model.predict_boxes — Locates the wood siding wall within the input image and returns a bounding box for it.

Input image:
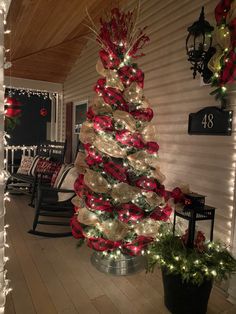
[63,0,236,245]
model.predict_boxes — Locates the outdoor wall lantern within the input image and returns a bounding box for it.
[186,7,215,83]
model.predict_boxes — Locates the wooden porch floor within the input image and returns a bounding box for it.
[4,195,236,314]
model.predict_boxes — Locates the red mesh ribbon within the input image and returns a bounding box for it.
[74,174,85,198]
[146,141,159,154]
[94,115,113,131]
[215,0,231,25]
[70,216,85,239]
[87,237,122,251]
[87,106,95,120]
[130,108,153,122]
[116,130,145,148]
[220,50,236,84]
[104,161,127,182]
[229,18,236,48]
[118,203,144,223]
[84,143,103,166]
[150,204,172,222]
[135,176,157,191]
[94,78,128,111]
[123,236,153,256]
[118,65,144,88]
[85,191,113,212]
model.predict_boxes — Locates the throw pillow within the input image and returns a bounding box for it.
[35,159,61,175]
[28,155,49,176]
[17,156,34,175]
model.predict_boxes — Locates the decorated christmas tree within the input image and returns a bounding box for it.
[71,7,182,260]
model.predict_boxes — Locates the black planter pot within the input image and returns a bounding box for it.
[162,269,213,314]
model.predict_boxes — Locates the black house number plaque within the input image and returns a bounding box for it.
[188,106,233,136]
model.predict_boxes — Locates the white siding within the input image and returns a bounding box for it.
[63,0,236,245]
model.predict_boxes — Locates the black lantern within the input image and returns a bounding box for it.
[186,7,215,81]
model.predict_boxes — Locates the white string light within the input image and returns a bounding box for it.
[5,86,57,99]
[0,1,12,310]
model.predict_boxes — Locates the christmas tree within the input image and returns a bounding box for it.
[71,7,182,258]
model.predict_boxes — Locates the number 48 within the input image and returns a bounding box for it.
[202,114,214,129]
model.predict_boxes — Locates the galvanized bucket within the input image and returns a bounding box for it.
[91,251,147,276]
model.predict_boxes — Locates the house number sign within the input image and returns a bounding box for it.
[188,106,233,136]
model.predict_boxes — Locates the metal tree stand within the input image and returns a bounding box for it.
[91,251,147,275]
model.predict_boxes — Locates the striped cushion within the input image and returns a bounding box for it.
[52,164,68,188]
[56,164,74,188]
[50,164,63,187]
[57,166,78,202]
[28,155,41,176]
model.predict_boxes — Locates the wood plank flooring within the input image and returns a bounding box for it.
[4,195,236,314]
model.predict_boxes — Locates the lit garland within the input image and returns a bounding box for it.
[0,1,13,312]
[5,86,57,99]
[209,0,236,106]
[146,226,236,286]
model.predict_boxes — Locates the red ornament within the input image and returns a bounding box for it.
[146,141,159,154]
[4,97,21,118]
[40,108,48,117]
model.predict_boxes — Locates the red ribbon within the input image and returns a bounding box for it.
[87,106,95,120]
[150,204,172,222]
[94,115,113,131]
[94,78,129,111]
[70,216,85,239]
[215,0,231,25]
[85,191,113,212]
[146,141,159,154]
[135,176,157,191]
[104,161,127,182]
[116,130,145,149]
[84,144,103,166]
[118,203,144,223]
[74,174,85,198]
[87,237,122,251]
[130,108,153,122]
[118,65,144,88]
[123,236,153,256]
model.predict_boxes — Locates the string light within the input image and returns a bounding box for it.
[0,3,13,309]
[5,87,57,99]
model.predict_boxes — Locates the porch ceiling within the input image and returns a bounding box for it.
[4,0,120,83]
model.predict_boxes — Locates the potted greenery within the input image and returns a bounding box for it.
[146,225,236,314]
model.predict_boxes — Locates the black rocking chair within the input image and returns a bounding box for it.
[28,178,74,237]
